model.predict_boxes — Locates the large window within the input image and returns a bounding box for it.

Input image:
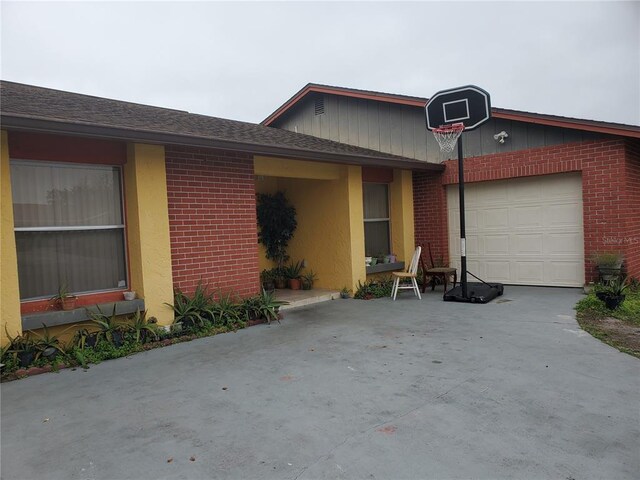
[11,161,127,300]
[363,183,390,257]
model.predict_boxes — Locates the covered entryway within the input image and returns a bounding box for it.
[447,173,584,286]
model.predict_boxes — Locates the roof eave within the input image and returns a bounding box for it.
[1,115,444,172]
[263,85,640,139]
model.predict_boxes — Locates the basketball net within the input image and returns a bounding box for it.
[432,123,464,153]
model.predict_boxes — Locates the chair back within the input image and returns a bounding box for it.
[408,246,422,275]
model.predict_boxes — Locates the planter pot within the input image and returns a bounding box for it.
[598,266,622,281]
[275,278,287,289]
[85,333,98,349]
[604,295,625,310]
[42,347,58,360]
[111,331,124,348]
[289,278,302,290]
[61,296,77,311]
[123,291,136,301]
[340,292,350,299]
[382,257,390,264]
[17,351,35,368]
[370,258,378,266]
[262,281,275,292]
[583,283,594,295]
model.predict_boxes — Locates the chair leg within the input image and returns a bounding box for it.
[412,278,422,300]
[392,277,399,300]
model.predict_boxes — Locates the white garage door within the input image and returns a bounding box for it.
[447,173,584,286]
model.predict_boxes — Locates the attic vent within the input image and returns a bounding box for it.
[314,97,325,116]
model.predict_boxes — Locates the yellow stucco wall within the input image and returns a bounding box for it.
[0,131,22,344]
[125,144,174,326]
[254,157,367,291]
[390,169,415,265]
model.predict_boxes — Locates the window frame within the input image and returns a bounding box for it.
[11,158,129,301]
[362,181,392,256]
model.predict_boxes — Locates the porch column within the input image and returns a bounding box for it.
[1,131,22,343]
[125,144,174,326]
[346,165,367,289]
[391,169,416,265]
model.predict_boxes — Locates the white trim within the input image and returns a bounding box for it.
[15,225,125,232]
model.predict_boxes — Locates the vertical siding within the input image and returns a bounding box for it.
[271,94,598,162]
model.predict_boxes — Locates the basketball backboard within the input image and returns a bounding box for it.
[425,85,491,131]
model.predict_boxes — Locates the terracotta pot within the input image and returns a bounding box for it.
[288,278,302,290]
[61,296,77,311]
[275,278,287,289]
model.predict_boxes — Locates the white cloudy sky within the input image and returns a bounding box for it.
[1,1,638,125]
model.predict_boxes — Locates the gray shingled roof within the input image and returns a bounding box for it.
[0,81,443,171]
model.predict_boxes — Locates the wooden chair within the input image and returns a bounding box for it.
[420,243,457,293]
[391,246,422,300]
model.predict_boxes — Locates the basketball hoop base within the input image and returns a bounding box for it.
[443,282,504,304]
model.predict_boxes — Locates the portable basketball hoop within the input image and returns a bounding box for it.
[425,85,504,304]
[432,123,464,153]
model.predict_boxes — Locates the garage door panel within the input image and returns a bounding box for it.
[546,203,582,226]
[547,232,582,255]
[510,180,542,201]
[447,173,584,287]
[483,235,509,255]
[514,261,545,284]
[513,234,544,254]
[512,206,543,228]
[549,261,583,285]
[485,261,512,282]
[481,208,510,230]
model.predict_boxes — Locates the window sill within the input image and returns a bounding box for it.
[366,261,405,274]
[22,299,145,331]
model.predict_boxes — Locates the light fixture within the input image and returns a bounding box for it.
[493,131,509,144]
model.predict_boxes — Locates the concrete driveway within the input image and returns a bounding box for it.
[1,286,638,480]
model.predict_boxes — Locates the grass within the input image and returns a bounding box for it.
[575,288,640,358]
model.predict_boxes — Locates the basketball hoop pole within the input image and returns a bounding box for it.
[457,135,468,299]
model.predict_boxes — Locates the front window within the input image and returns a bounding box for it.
[11,160,127,300]
[363,183,390,257]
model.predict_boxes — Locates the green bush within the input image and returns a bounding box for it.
[354,277,394,299]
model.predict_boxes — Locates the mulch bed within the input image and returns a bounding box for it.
[577,314,640,358]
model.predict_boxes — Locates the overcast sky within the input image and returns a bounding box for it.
[1,1,638,126]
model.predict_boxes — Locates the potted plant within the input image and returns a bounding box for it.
[285,261,304,290]
[378,253,388,264]
[340,287,351,299]
[260,269,276,292]
[595,276,629,310]
[273,267,287,289]
[592,252,624,281]
[4,329,36,368]
[50,284,77,311]
[88,305,126,347]
[128,309,158,343]
[31,324,66,362]
[302,270,317,290]
[123,291,136,301]
[256,191,297,272]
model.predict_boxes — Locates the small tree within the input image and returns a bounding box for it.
[256,191,297,268]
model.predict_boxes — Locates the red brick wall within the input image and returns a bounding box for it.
[624,140,640,279]
[165,146,260,297]
[414,139,638,282]
[413,171,449,265]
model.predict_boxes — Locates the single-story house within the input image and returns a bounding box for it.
[0,81,439,340]
[1,80,638,342]
[263,84,640,288]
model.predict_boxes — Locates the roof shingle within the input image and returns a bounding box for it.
[0,81,443,171]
